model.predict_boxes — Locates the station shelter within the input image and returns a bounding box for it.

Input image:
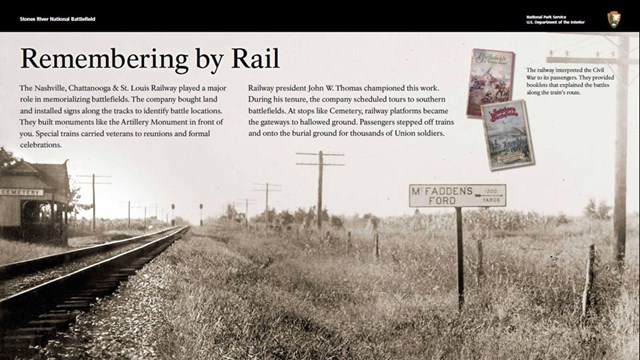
[0,149,71,244]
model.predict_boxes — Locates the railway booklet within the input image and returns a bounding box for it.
[466,49,515,117]
[480,99,535,171]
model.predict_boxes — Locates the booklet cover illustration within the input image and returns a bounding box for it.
[481,99,534,171]
[466,48,515,118]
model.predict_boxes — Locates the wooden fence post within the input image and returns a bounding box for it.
[347,231,351,252]
[581,244,596,321]
[476,238,484,285]
[375,233,379,258]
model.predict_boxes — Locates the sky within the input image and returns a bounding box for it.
[1,32,638,224]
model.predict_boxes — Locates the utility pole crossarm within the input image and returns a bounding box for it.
[546,56,639,65]
[553,32,639,38]
[296,152,345,156]
[296,163,345,166]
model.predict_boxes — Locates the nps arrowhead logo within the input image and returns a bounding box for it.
[608,11,621,29]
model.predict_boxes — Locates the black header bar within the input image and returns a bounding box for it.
[1,5,638,32]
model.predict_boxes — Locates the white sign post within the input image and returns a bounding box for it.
[409,184,507,311]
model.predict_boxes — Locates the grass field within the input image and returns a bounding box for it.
[0,239,70,265]
[0,229,148,265]
[149,213,638,359]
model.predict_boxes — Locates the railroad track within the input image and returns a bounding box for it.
[0,226,189,358]
[0,226,178,280]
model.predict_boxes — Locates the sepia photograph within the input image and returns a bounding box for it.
[0,22,638,360]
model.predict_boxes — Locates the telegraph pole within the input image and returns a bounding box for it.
[296,151,345,229]
[236,198,256,225]
[128,202,149,230]
[253,183,281,227]
[266,183,269,223]
[92,174,95,231]
[246,198,250,225]
[546,32,638,272]
[76,174,112,232]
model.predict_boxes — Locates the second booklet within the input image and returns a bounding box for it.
[481,99,535,171]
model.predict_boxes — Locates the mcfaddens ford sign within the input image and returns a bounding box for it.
[0,188,44,196]
[409,184,506,207]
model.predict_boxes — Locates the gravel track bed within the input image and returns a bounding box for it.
[0,239,156,299]
[34,238,181,359]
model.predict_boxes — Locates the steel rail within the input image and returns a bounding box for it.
[0,226,178,279]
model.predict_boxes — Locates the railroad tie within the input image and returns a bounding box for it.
[66,296,97,301]
[38,312,77,320]
[27,319,70,330]
[14,326,57,337]
[2,333,46,348]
